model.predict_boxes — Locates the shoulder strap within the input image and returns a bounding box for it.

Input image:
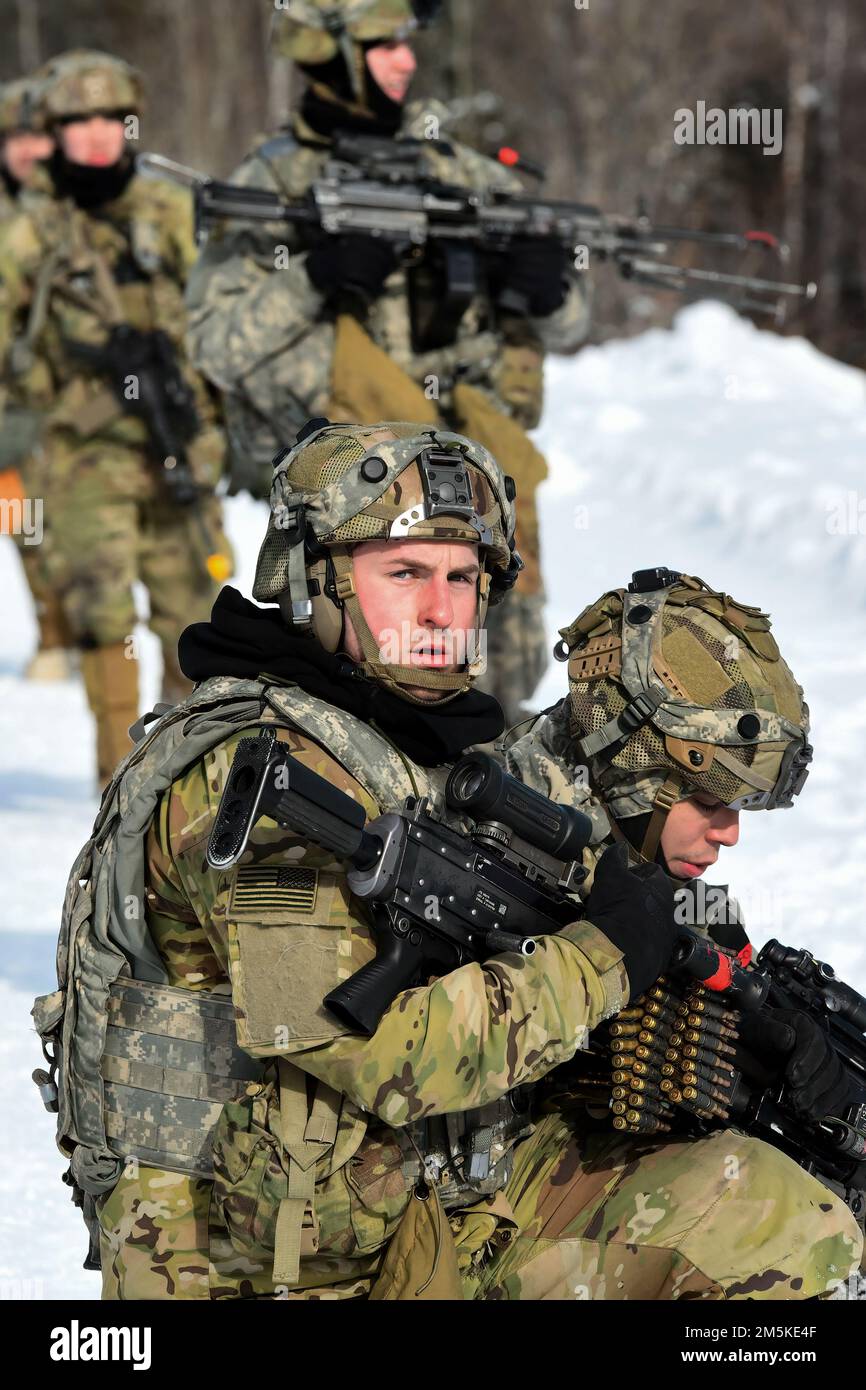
[262,683,437,811]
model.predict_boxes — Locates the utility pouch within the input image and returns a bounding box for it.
[327,313,439,425]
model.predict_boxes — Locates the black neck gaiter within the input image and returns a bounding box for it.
[49,149,135,209]
[178,587,504,767]
[298,49,404,140]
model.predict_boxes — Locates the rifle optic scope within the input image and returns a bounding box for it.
[445,753,593,863]
[761,940,866,1031]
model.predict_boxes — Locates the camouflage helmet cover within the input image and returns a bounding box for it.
[0,77,49,136]
[271,0,437,66]
[253,419,519,700]
[39,49,143,122]
[559,573,811,829]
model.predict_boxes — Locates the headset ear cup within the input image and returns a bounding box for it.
[308,556,344,653]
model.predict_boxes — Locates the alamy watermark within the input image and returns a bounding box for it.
[674,101,782,157]
[378,622,487,673]
[0,496,43,544]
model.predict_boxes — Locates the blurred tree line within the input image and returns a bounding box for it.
[3,0,864,366]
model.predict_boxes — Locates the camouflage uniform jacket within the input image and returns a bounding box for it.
[0,162,223,484]
[185,101,590,473]
[0,173,45,469]
[138,675,626,1279]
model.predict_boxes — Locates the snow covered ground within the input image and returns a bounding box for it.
[1,302,865,1298]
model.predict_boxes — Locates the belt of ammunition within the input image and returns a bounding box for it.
[685,1015,739,1040]
[610,1021,642,1038]
[626,1076,662,1095]
[614,1005,648,1021]
[679,1060,735,1089]
[638,1026,673,1046]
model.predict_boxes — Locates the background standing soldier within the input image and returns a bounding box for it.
[0,49,233,784]
[187,0,591,732]
[0,74,77,680]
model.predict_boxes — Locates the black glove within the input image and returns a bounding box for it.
[583,842,679,1000]
[736,1008,851,1123]
[498,236,568,317]
[305,234,398,306]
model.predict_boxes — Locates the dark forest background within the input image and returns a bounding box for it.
[3,0,864,366]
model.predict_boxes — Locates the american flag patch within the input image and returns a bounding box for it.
[232,865,318,915]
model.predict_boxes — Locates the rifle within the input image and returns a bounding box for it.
[192,132,816,327]
[206,729,762,1036]
[67,325,230,582]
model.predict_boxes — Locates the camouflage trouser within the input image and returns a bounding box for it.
[23,430,230,683]
[475,592,550,733]
[467,1113,863,1300]
[96,1114,863,1300]
[97,1167,382,1301]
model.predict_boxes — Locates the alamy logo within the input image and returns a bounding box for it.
[50,1320,151,1370]
[674,101,782,157]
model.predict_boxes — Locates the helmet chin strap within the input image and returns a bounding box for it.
[640,771,684,862]
[327,546,488,706]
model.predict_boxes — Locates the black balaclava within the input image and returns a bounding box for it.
[48,144,135,209]
[298,42,405,140]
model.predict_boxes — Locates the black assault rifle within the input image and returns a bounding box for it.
[189,133,817,328]
[206,728,762,1035]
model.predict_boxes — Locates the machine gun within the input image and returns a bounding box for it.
[729,939,866,1227]
[557,927,866,1231]
[207,729,593,1034]
[191,132,816,327]
[207,728,763,1036]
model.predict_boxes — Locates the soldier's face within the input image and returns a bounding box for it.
[2,131,53,183]
[59,115,127,168]
[344,538,480,701]
[660,794,740,880]
[365,40,417,104]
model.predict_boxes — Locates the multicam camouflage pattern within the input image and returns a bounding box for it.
[557,574,811,822]
[470,1114,862,1300]
[505,698,864,1294]
[77,677,627,1297]
[38,49,143,122]
[0,163,229,662]
[58,674,861,1299]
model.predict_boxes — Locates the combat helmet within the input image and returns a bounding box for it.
[557,567,812,860]
[0,77,48,137]
[38,49,143,124]
[271,0,441,101]
[253,418,520,703]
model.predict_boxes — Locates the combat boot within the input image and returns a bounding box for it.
[25,647,78,682]
[81,641,140,785]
